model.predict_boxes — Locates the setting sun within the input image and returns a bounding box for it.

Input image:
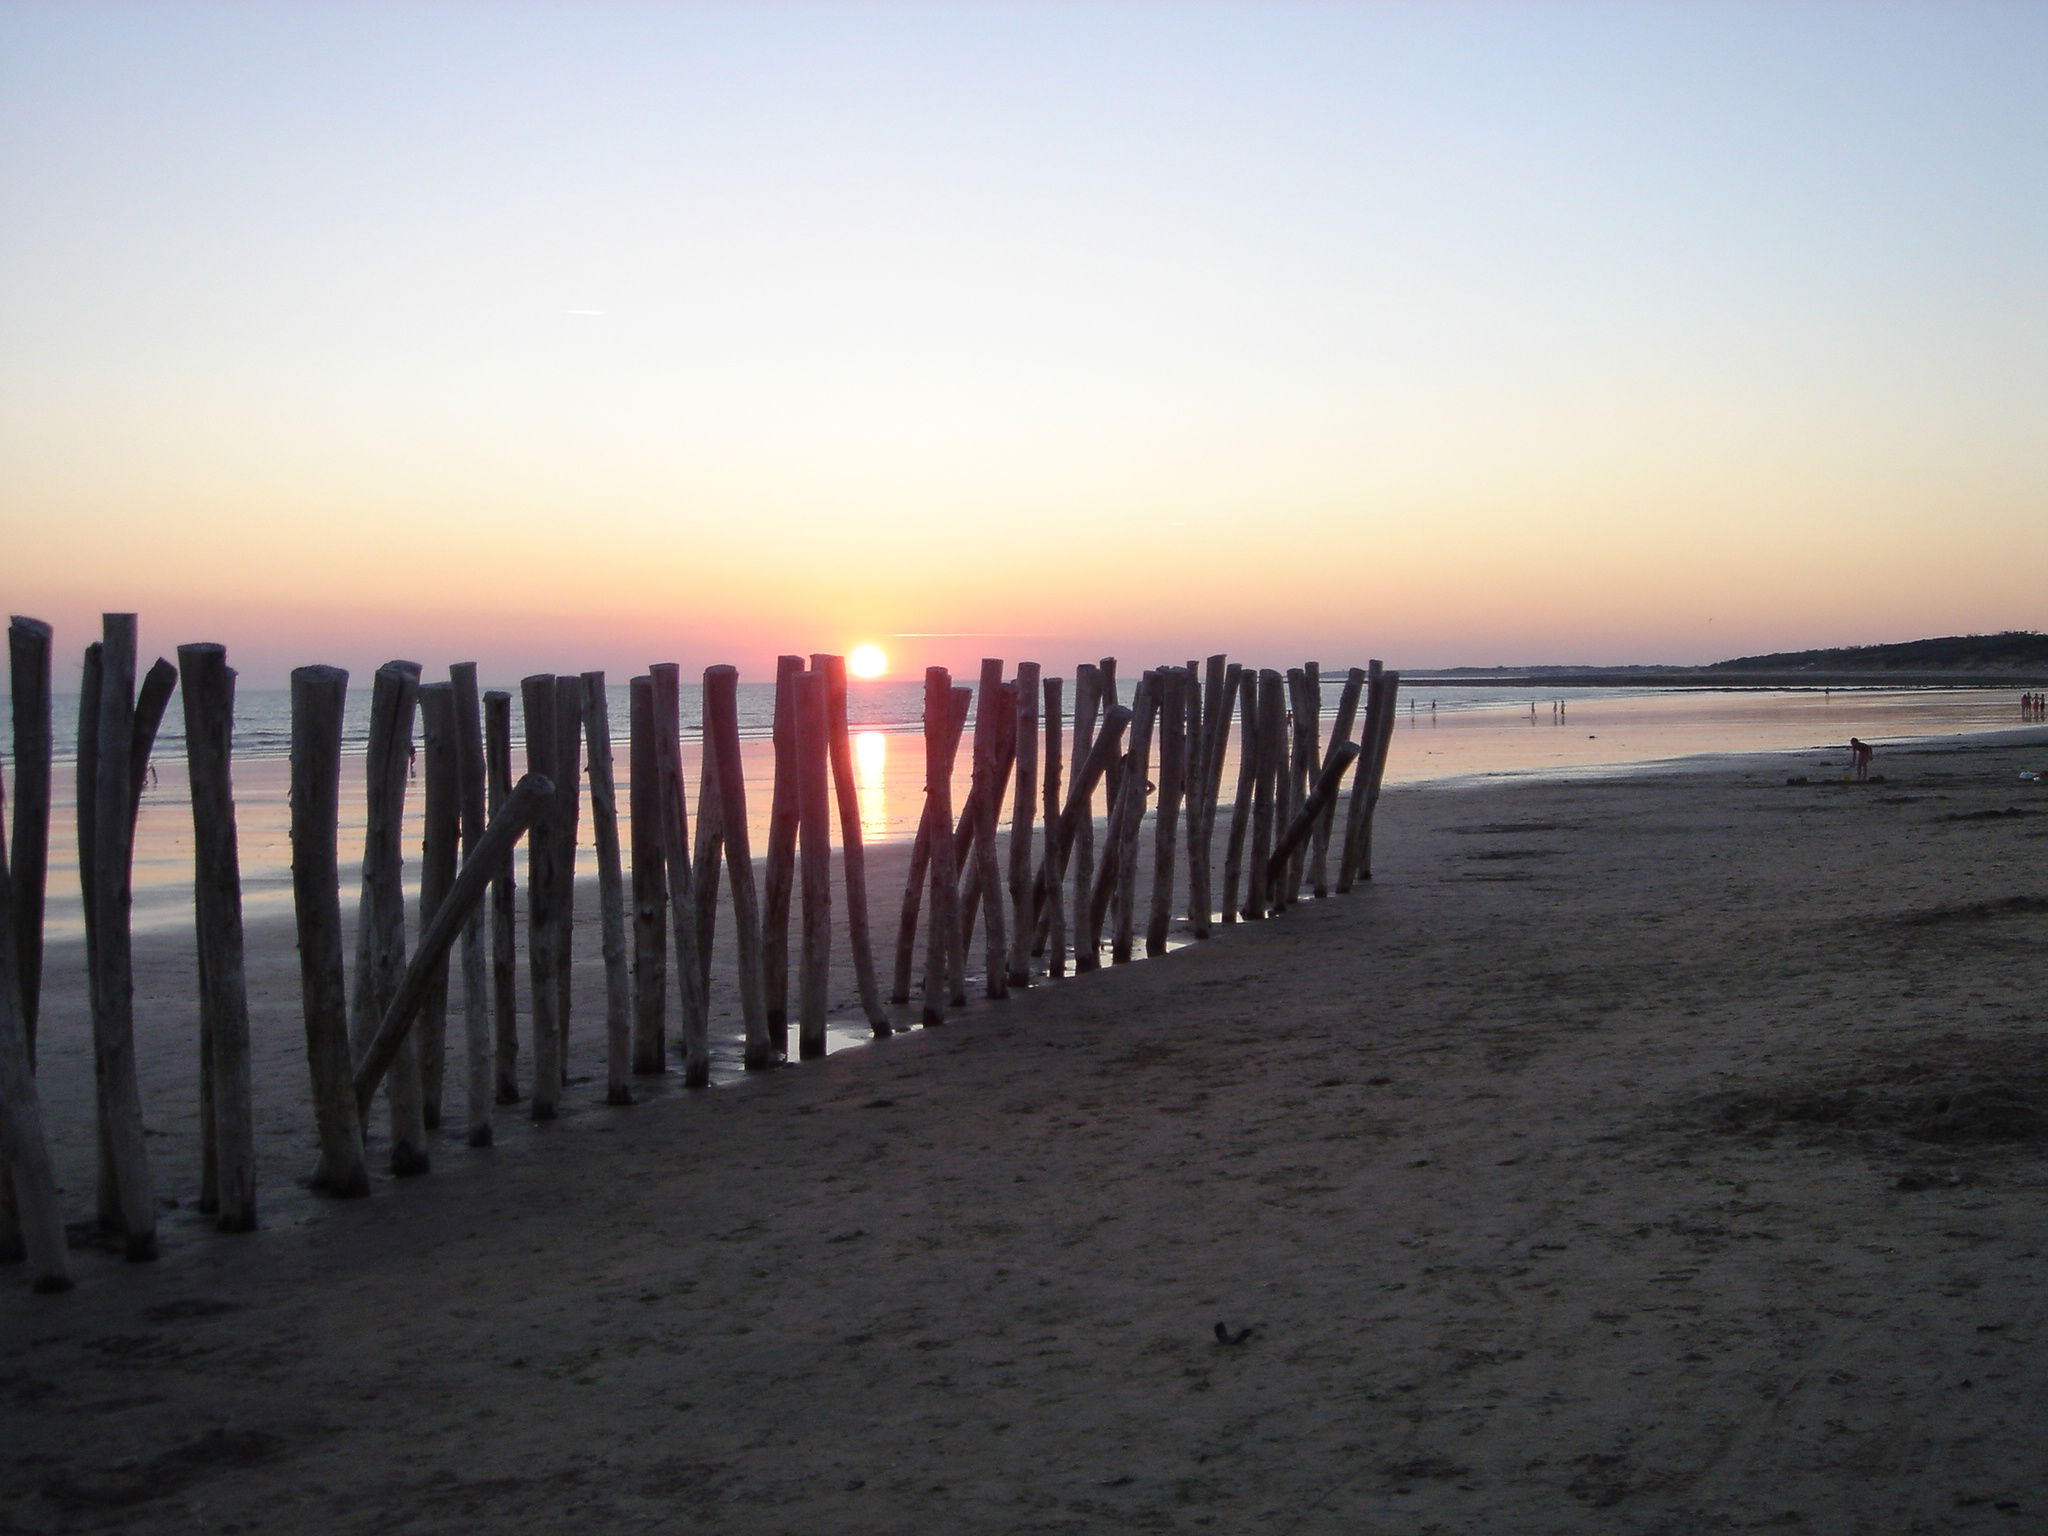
[848,643,889,679]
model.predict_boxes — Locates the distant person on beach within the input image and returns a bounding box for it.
[1849,737,1874,782]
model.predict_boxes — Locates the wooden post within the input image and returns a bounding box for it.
[1065,665,1103,970]
[520,674,562,1119]
[890,687,970,1007]
[1221,666,1258,924]
[449,663,494,1147]
[355,775,553,1114]
[582,673,634,1104]
[1279,667,1316,908]
[1185,654,1230,937]
[1106,672,1158,964]
[794,668,833,1058]
[1038,676,1066,979]
[551,678,584,1079]
[761,654,803,1055]
[1244,669,1284,921]
[484,689,520,1103]
[87,615,159,1258]
[1350,670,1402,884]
[1145,667,1189,956]
[0,751,71,1289]
[628,675,667,1073]
[814,654,888,1034]
[648,666,709,1082]
[289,666,368,1197]
[1309,667,1366,897]
[7,617,52,1060]
[353,661,425,1171]
[702,666,769,1069]
[1337,661,1384,894]
[965,662,1010,999]
[177,643,256,1232]
[1005,662,1041,988]
[415,682,459,1130]
[1063,700,1130,972]
[691,712,724,1001]
[920,669,963,1025]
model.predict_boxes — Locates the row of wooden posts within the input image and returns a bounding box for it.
[0,614,1400,1294]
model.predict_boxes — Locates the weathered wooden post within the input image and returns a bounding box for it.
[484,689,520,1103]
[890,687,970,1007]
[628,675,667,1074]
[1337,661,1385,894]
[415,682,459,1129]
[1221,667,1258,923]
[450,663,493,1147]
[520,674,562,1118]
[290,666,368,1198]
[1309,667,1366,897]
[550,679,584,1079]
[647,666,708,1081]
[8,617,52,1060]
[1107,671,1159,964]
[1185,654,1231,937]
[1063,700,1130,973]
[814,654,888,1034]
[1350,670,1402,883]
[1003,662,1042,988]
[354,661,426,1170]
[177,643,256,1231]
[87,615,160,1257]
[1146,667,1189,956]
[1265,741,1361,891]
[1038,675,1067,978]
[965,662,1010,999]
[702,665,769,1070]
[0,752,70,1288]
[761,655,803,1055]
[794,668,834,1058]
[1244,669,1284,921]
[1062,666,1101,968]
[919,670,962,1024]
[582,672,634,1104]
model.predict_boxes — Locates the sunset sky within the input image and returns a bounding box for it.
[4,1,2044,686]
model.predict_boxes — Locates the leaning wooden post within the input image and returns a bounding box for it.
[1064,701,1130,973]
[355,775,553,1115]
[520,674,562,1118]
[1349,670,1402,884]
[1279,666,1316,907]
[582,672,634,1104]
[628,675,667,1073]
[761,654,804,1055]
[1185,654,1231,937]
[1265,741,1361,892]
[1145,667,1189,957]
[702,665,770,1070]
[177,643,256,1232]
[8,617,53,1060]
[691,716,724,1000]
[484,689,520,1102]
[289,667,368,1197]
[1037,675,1067,978]
[1336,661,1385,894]
[450,663,494,1147]
[415,682,460,1130]
[814,653,889,1033]
[0,752,71,1289]
[1244,669,1284,921]
[890,686,970,1007]
[1309,667,1366,897]
[354,661,426,1171]
[1108,671,1159,964]
[550,678,584,1081]
[87,615,158,1258]
[1004,662,1042,988]
[794,668,834,1058]
[920,669,964,1025]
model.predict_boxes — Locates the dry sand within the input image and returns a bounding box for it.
[6,729,2048,1534]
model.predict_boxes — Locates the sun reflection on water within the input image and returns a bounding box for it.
[855,729,889,845]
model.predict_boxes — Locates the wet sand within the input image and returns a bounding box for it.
[5,726,2048,1534]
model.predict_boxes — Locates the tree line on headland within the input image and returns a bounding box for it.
[1421,632,2048,686]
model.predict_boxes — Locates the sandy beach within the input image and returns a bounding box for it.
[6,725,2048,1534]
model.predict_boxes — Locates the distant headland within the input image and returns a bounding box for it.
[1413,631,2048,688]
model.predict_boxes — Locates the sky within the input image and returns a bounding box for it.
[4,0,2045,686]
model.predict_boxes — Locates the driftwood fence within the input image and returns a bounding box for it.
[0,616,1400,1293]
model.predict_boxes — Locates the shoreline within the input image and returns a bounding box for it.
[6,725,2048,1533]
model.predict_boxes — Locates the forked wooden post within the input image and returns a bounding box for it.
[1337,661,1385,893]
[289,666,368,1198]
[1064,701,1130,972]
[0,774,68,1290]
[415,682,459,1130]
[1350,670,1402,883]
[582,672,634,1105]
[628,675,667,1073]
[520,674,562,1118]
[449,663,494,1146]
[761,654,804,1054]
[483,689,520,1103]
[794,668,834,1058]
[1309,666,1366,897]
[177,643,256,1232]
[1005,662,1041,988]
[890,687,970,1006]
[814,654,889,1034]
[88,614,159,1258]
[357,661,426,1172]
[703,665,771,1069]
